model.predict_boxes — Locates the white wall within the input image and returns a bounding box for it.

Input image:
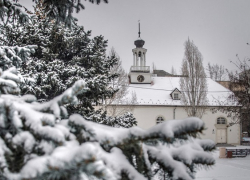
[107,105,240,145]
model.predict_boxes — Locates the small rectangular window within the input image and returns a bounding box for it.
[173,93,179,100]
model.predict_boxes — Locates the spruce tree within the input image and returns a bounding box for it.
[1,1,136,127]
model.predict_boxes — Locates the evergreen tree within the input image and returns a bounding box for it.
[0,1,136,127]
[0,0,108,27]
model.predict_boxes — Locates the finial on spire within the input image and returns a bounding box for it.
[138,20,141,38]
[134,20,145,48]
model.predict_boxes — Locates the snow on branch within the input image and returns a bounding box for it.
[19,142,117,180]
[69,115,206,146]
[145,141,214,180]
[0,67,20,94]
[33,0,108,27]
[32,80,88,119]
[68,114,214,179]
[0,45,37,70]
[0,0,31,24]
[1,67,19,82]
[195,139,216,151]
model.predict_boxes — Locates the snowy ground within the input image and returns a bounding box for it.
[196,146,250,180]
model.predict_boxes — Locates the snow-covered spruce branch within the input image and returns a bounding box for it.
[0,0,31,25]
[144,142,214,180]
[1,79,88,122]
[31,79,88,116]
[0,45,37,70]
[0,67,20,94]
[67,115,215,180]
[69,115,207,146]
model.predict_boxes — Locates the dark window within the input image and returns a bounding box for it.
[156,116,164,124]
[138,51,141,57]
[173,93,179,100]
[217,117,226,124]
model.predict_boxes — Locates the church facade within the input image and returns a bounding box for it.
[108,25,240,145]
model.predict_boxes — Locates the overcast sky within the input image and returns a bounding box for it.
[22,0,250,76]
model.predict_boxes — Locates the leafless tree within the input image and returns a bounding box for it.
[152,62,157,73]
[207,63,226,81]
[171,66,177,75]
[214,56,250,132]
[103,47,137,116]
[180,39,208,118]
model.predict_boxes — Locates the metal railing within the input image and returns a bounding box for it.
[130,66,150,72]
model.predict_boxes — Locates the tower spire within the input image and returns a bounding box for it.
[138,20,141,38]
[134,20,145,48]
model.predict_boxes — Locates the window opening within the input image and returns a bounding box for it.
[173,93,179,100]
[217,117,226,124]
[156,116,164,124]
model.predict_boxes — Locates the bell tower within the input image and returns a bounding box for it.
[129,22,151,84]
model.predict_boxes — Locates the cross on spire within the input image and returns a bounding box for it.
[138,20,141,38]
[134,20,145,48]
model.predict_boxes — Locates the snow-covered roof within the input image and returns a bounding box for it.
[123,77,236,106]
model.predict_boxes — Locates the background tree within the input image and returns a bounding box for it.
[152,62,157,73]
[102,47,137,117]
[0,0,108,27]
[0,0,136,128]
[171,66,177,75]
[180,39,208,118]
[207,62,226,81]
[214,57,250,133]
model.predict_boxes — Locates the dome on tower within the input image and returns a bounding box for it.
[134,38,145,48]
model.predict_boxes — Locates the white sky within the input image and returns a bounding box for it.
[21,0,250,75]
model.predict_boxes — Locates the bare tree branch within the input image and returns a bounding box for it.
[171,66,177,75]
[103,47,137,116]
[218,57,250,132]
[180,39,208,118]
[207,62,226,81]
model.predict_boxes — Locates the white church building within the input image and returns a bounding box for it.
[109,25,240,145]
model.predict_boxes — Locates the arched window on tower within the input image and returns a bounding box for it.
[138,51,141,57]
[217,117,226,124]
[156,116,164,124]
